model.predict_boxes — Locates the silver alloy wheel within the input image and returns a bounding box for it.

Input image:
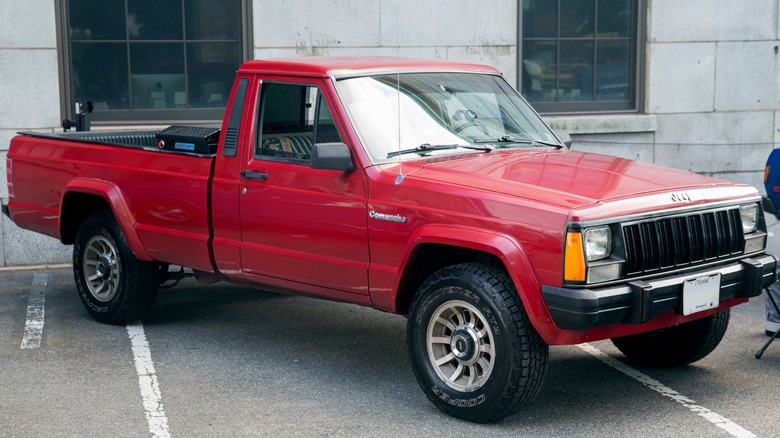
[82,235,121,303]
[426,300,496,392]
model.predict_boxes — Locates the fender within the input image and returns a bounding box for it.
[61,178,152,261]
[392,224,555,334]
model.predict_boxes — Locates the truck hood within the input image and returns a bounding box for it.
[398,148,753,218]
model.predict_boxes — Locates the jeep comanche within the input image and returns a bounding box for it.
[3,57,775,422]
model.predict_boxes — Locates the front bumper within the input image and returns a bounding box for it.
[542,254,777,331]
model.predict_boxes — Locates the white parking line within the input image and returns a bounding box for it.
[20,272,49,349]
[578,343,757,438]
[127,322,171,438]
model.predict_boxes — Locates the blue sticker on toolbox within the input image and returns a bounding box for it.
[174,142,196,151]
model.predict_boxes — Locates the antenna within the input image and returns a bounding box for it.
[395,5,404,185]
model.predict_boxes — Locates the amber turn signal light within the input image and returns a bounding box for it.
[564,231,586,282]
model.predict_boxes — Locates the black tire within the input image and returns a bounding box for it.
[73,211,159,324]
[611,309,730,368]
[407,263,548,423]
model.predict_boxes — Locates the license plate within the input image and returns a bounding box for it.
[682,273,721,316]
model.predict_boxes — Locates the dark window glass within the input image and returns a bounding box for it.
[560,40,594,100]
[598,0,632,37]
[64,0,246,122]
[257,84,341,163]
[522,0,557,38]
[186,0,240,40]
[560,0,594,38]
[596,40,630,100]
[127,0,183,40]
[187,42,241,108]
[130,43,185,109]
[315,94,340,144]
[68,0,125,40]
[521,0,640,113]
[71,43,128,109]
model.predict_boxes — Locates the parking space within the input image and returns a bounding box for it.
[1,267,779,437]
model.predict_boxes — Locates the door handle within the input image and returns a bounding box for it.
[240,170,268,180]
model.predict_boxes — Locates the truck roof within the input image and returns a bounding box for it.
[238,56,500,78]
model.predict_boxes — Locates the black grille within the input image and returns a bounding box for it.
[622,208,744,276]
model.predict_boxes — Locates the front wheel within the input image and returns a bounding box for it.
[611,309,730,368]
[73,211,159,324]
[407,263,548,423]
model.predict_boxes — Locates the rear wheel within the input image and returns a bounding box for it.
[407,263,548,423]
[611,310,730,368]
[73,211,159,324]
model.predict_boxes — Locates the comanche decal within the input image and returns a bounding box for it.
[369,210,408,224]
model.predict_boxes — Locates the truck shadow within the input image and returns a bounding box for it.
[137,278,731,430]
[141,278,425,407]
[45,269,780,432]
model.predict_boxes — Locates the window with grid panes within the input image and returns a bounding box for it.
[62,0,250,122]
[521,0,642,113]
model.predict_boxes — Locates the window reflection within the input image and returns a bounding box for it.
[68,0,125,40]
[256,84,343,162]
[336,73,557,163]
[130,43,184,109]
[521,0,636,110]
[186,0,240,40]
[127,0,183,40]
[71,42,128,109]
[187,42,241,108]
[67,0,243,115]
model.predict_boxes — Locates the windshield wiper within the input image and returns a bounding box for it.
[475,136,563,148]
[387,143,492,158]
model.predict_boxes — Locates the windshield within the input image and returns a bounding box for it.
[334,72,560,163]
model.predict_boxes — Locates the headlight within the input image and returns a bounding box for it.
[584,226,612,261]
[740,204,758,233]
[564,226,618,284]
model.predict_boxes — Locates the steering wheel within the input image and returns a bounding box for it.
[453,109,489,135]
[455,121,488,134]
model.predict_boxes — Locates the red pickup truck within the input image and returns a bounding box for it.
[3,57,775,423]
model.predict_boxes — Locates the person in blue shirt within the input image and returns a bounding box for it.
[762,149,780,336]
[765,221,780,336]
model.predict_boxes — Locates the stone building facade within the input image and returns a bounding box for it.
[1,0,778,266]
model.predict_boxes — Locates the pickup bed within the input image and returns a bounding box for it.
[3,57,776,423]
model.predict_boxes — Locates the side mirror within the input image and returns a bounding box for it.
[554,130,572,148]
[311,142,355,172]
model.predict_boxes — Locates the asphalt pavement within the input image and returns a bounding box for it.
[1,266,779,437]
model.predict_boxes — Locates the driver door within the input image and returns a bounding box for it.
[238,79,370,298]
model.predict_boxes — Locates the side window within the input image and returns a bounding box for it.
[256,83,342,163]
[315,94,341,144]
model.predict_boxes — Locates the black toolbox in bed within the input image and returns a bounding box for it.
[155,125,221,154]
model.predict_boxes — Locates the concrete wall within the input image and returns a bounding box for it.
[0,0,73,266]
[646,0,779,188]
[557,0,780,192]
[251,0,518,80]
[1,0,779,266]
